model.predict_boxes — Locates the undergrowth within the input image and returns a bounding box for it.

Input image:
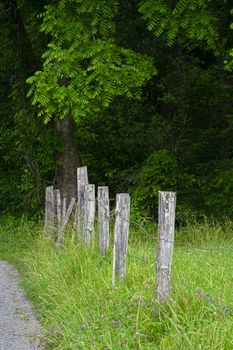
[0,215,233,349]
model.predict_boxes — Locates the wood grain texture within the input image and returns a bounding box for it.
[156,191,176,303]
[44,186,54,235]
[62,197,67,226]
[53,189,61,230]
[112,193,130,286]
[83,184,95,246]
[59,197,76,243]
[53,189,61,242]
[77,167,89,239]
[77,167,89,194]
[98,186,110,254]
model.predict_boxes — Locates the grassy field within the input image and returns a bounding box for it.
[0,215,233,349]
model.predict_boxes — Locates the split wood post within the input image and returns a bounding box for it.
[59,196,66,243]
[156,191,176,303]
[83,184,95,246]
[77,167,89,238]
[112,193,130,286]
[44,186,55,235]
[98,186,110,254]
[62,197,67,226]
[72,203,78,241]
[53,189,62,236]
[59,198,76,244]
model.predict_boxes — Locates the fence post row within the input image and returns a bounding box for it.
[156,191,176,303]
[83,184,95,246]
[98,186,110,254]
[45,186,55,235]
[112,193,130,286]
[45,173,178,307]
[77,166,89,239]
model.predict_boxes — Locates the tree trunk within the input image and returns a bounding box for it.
[13,0,40,73]
[55,116,80,202]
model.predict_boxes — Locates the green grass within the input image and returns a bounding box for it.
[0,216,233,349]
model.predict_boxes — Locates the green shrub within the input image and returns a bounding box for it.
[131,150,178,219]
[202,163,233,217]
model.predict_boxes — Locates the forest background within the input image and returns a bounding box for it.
[1,0,233,222]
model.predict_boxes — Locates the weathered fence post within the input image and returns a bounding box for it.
[98,186,110,254]
[112,194,130,286]
[77,167,89,238]
[62,197,67,226]
[77,166,89,194]
[72,203,78,241]
[45,186,55,235]
[53,189,61,235]
[59,198,76,244]
[83,184,95,246]
[156,191,176,303]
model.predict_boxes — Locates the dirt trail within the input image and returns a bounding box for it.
[0,261,43,350]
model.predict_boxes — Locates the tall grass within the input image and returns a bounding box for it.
[0,216,233,349]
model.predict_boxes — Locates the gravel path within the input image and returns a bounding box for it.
[0,261,44,350]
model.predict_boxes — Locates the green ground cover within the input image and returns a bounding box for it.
[0,216,233,349]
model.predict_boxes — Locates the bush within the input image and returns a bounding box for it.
[131,150,178,219]
[202,163,233,217]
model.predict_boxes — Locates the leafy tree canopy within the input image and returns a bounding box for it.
[27,0,156,122]
[139,0,218,48]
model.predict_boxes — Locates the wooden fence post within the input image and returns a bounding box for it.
[77,167,89,238]
[62,197,67,226]
[112,193,130,286]
[45,186,54,235]
[77,166,89,194]
[156,191,176,303]
[53,189,61,235]
[98,186,110,254]
[58,198,76,244]
[72,203,78,241]
[83,184,95,246]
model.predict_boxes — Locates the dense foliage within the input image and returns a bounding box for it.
[27,0,155,121]
[1,0,233,219]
